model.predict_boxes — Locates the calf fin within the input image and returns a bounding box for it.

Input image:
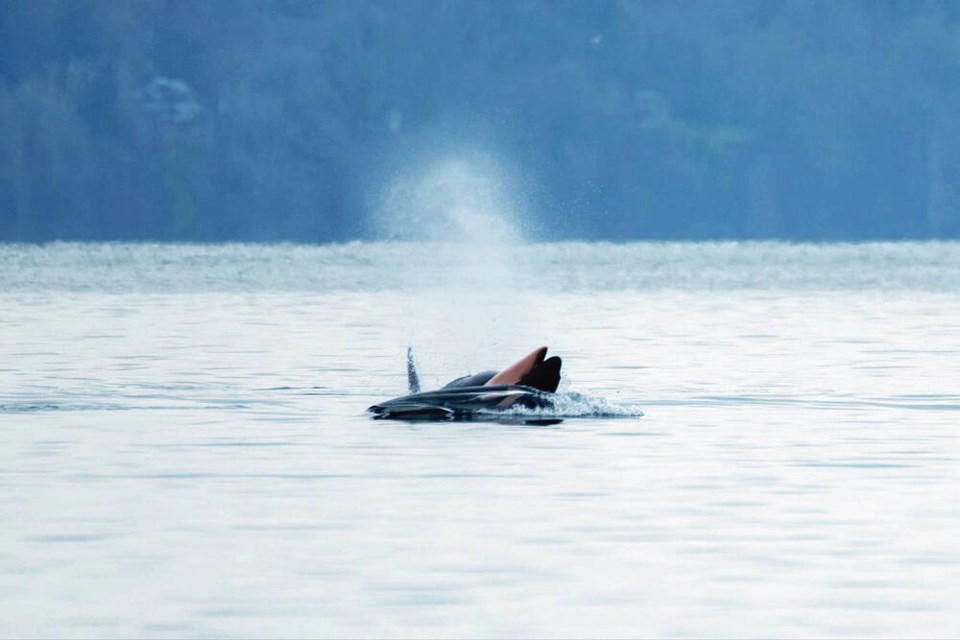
[407,347,421,394]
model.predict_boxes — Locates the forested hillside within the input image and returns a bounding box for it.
[2,0,959,241]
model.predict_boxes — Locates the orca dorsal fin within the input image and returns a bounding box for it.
[518,355,562,393]
[407,347,421,394]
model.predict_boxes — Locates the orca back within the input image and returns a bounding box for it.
[442,371,497,389]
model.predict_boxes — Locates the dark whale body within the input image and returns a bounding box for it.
[367,384,556,420]
[368,347,562,421]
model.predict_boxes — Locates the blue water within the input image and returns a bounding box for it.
[1,242,959,638]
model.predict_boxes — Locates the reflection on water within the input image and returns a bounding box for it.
[1,243,959,638]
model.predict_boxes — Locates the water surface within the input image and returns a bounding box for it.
[1,242,958,638]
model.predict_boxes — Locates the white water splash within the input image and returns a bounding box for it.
[496,392,646,420]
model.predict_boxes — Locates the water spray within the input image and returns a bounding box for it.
[372,151,537,382]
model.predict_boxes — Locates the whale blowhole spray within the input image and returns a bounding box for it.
[375,151,525,245]
[372,149,540,381]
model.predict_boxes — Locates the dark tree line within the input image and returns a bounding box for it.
[1,0,959,242]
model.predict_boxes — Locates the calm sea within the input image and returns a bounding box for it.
[1,241,958,638]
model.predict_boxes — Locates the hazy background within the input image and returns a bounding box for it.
[2,0,960,243]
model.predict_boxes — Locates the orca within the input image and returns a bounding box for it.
[368,346,562,421]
